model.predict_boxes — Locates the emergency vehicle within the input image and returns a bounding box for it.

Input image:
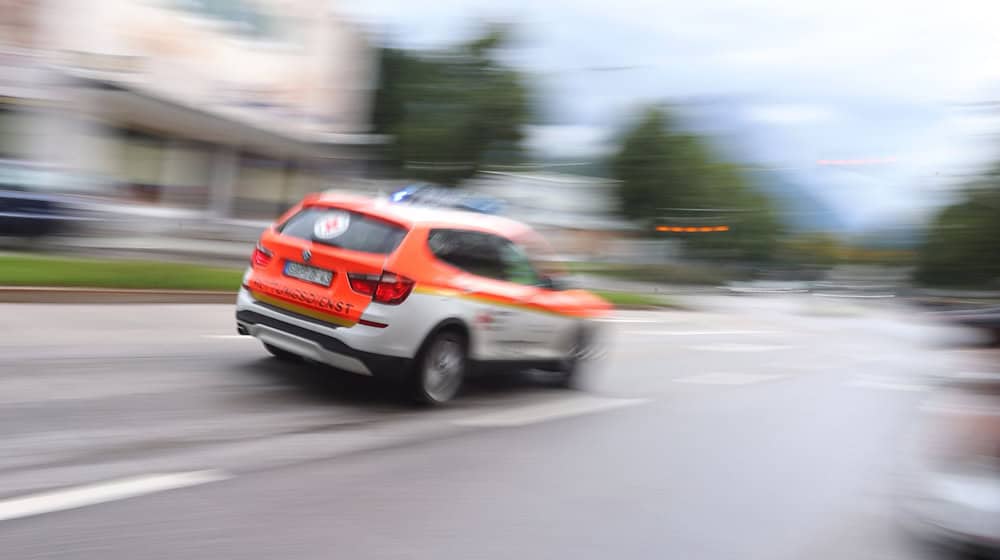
[236,190,611,404]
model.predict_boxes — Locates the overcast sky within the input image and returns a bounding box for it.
[338,0,1000,229]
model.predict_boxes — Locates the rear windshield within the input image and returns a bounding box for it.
[279,207,407,255]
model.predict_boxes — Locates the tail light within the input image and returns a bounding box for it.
[251,243,273,268]
[348,271,414,305]
[347,273,377,296]
[374,272,415,305]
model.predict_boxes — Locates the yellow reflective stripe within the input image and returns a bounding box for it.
[413,285,582,318]
[413,286,461,297]
[250,290,356,327]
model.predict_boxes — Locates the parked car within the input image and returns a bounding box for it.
[0,160,96,238]
[235,191,612,404]
[934,305,1000,345]
[898,371,1000,556]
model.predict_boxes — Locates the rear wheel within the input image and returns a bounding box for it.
[263,343,300,362]
[412,330,467,405]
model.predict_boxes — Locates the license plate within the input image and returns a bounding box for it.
[284,261,333,287]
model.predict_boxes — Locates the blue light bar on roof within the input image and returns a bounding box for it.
[389,183,425,202]
[388,184,503,215]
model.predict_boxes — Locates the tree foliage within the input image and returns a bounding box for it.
[610,106,783,262]
[916,170,1000,287]
[611,108,703,221]
[370,28,529,185]
[778,232,843,268]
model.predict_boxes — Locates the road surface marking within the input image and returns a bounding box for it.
[596,318,657,323]
[812,293,895,299]
[453,396,647,428]
[848,379,928,392]
[625,330,777,336]
[202,334,253,340]
[674,373,787,385]
[688,344,794,352]
[0,470,231,523]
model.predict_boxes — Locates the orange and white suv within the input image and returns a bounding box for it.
[236,191,612,404]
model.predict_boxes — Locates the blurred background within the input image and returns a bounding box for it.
[2,0,1000,298]
[1,1,999,559]
[2,0,999,285]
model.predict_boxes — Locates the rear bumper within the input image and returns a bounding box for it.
[235,288,412,380]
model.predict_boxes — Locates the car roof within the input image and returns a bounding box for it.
[308,192,534,239]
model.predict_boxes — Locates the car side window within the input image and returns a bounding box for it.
[427,229,505,281]
[496,239,541,286]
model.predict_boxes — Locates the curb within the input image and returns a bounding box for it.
[0,287,236,304]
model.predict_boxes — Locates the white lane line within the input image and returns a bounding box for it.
[454,396,648,428]
[625,330,777,336]
[812,293,895,299]
[0,470,231,523]
[201,334,253,340]
[848,379,929,392]
[688,344,794,352]
[674,373,787,385]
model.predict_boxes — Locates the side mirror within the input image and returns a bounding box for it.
[537,275,556,290]
[539,275,575,290]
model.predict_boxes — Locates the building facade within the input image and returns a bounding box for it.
[461,171,637,258]
[1,0,379,219]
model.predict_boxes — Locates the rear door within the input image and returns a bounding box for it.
[247,204,408,327]
[426,229,538,360]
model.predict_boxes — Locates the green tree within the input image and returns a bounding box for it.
[611,105,782,262]
[611,107,708,221]
[370,27,530,185]
[778,232,842,268]
[916,176,1000,287]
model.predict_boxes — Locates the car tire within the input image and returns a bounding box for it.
[411,329,467,405]
[263,343,300,362]
[545,327,595,389]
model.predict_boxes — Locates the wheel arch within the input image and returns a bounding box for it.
[412,316,474,365]
[409,317,472,405]
[420,317,471,350]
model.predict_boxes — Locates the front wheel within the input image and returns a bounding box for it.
[411,330,467,405]
[544,327,596,389]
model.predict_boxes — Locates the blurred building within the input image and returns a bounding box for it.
[1,0,380,219]
[462,171,637,258]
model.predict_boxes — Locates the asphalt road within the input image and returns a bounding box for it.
[0,296,995,559]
